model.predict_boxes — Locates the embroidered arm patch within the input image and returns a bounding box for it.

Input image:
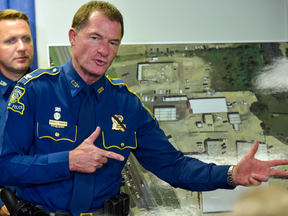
[7,86,25,115]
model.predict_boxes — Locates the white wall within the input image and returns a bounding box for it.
[35,0,288,68]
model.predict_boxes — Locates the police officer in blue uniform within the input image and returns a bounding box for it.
[0,9,33,145]
[0,9,34,216]
[1,1,288,216]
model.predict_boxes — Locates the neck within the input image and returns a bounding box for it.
[79,73,103,85]
[71,58,103,85]
[0,68,27,82]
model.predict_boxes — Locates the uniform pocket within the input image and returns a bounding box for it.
[102,130,137,150]
[37,122,77,143]
[98,130,137,177]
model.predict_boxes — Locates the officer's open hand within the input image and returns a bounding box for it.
[233,140,288,186]
[69,126,124,173]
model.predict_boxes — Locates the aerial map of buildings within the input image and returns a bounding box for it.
[49,42,288,216]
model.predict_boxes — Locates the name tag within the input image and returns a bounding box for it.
[49,120,68,128]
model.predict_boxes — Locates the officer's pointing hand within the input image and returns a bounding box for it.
[69,126,125,173]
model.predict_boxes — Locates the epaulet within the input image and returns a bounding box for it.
[106,75,125,88]
[18,67,61,85]
[106,75,135,94]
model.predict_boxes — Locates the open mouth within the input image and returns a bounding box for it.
[95,59,106,66]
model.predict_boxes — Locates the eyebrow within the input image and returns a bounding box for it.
[91,33,120,43]
[91,33,102,38]
[4,33,31,40]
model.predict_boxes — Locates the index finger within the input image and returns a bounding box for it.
[97,148,125,161]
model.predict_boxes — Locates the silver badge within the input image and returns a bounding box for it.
[0,80,7,86]
[54,112,61,120]
[24,74,32,80]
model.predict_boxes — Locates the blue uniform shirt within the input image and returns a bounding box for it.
[0,71,16,208]
[0,69,31,208]
[0,59,233,213]
[0,71,16,144]
[0,68,32,143]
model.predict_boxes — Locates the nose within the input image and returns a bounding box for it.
[17,40,26,52]
[97,41,109,57]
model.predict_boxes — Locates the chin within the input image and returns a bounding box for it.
[15,66,30,73]
[89,70,106,77]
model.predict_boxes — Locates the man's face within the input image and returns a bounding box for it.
[69,11,122,84]
[0,19,33,80]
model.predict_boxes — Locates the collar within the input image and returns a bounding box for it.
[0,67,32,96]
[63,58,106,102]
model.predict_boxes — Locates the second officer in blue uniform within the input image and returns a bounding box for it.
[0,9,34,215]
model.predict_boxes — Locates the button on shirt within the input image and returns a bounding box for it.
[0,58,232,213]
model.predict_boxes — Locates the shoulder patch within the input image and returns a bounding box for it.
[19,67,61,85]
[7,86,25,115]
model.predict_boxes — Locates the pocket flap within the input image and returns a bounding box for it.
[37,122,77,142]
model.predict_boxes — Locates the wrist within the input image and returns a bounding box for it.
[69,150,75,171]
[227,165,237,187]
